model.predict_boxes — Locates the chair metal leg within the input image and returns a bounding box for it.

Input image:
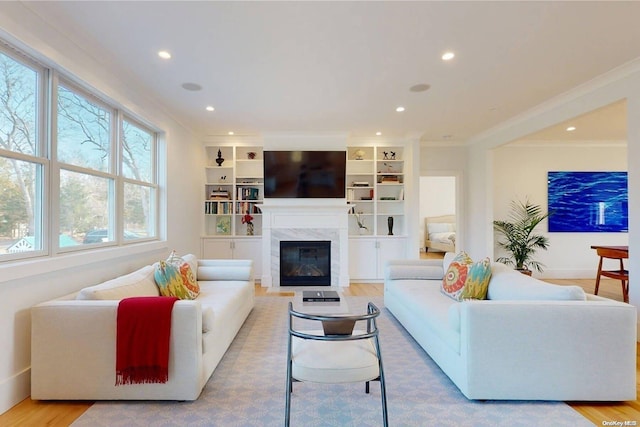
[365,381,370,394]
[285,369,292,427]
[285,343,293,427]
[379,368,388,426]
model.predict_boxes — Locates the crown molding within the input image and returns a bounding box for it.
[468,57,640,146]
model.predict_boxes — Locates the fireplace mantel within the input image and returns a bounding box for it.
[258,202,350,287]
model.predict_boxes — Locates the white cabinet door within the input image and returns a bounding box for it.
[376,238,407,278]
[202,238,233,259]
[349,237,406,280]
[233,239,262,278]
[201,238,262,278]
[349,238,378,280]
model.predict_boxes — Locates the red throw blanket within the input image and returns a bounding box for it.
[115,296,179,386]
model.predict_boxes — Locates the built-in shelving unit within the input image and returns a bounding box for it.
[202,141,408,281]
[346,145,405,237]
[204,145,264,237]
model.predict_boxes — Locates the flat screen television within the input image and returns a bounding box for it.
[263,150,346,198]
[547,171,628,232]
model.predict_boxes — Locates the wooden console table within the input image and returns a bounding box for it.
[591,245,629,303]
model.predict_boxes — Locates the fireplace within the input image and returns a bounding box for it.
[280,240,331,286]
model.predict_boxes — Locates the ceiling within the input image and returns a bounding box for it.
[22,1,640,142]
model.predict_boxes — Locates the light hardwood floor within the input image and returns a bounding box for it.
[2,274,638,426]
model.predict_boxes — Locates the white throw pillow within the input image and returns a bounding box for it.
[76,265,159,300]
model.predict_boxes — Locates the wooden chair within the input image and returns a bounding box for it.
[593,246,629,303]
[285,301,388,427]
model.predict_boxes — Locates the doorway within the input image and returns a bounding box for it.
[419,176,457,258]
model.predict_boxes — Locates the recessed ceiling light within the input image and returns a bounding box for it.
[181,82,202,91]
[409,83,431,92]
[228,131,234,135]
[206,106,215,112]
[395,106,405,112]
[376,131,382,136]
[442,51,455,61]
[566,126,576,132]
[158,50,171,59]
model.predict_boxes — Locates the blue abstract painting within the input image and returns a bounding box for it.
[547,171,628,232]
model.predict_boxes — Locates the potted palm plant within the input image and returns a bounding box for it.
[493,198,550,274]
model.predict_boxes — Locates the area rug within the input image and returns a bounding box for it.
[72,296,592,427]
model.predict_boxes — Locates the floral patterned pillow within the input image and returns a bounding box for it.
[154,261,190,300]
[165,251,200,299]
[441,251,492,301]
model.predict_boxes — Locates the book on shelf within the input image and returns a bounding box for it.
[209,188,229,200]
[352,181,370,187]
[237,187,260,201]
[236,201,262,215]
[380,175,399,183]
[204,200,232,214]
[302,290,341,302]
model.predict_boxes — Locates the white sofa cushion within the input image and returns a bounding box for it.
[386,264,444,280]
[76,265,159,300]
[488,263,586,301]
[386,279,460,353]
[202,306,215,333]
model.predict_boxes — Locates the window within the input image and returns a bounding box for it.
[0,41,160,261]
[0,49,45,257]
[121,119,157,240]
[57,84,111,172]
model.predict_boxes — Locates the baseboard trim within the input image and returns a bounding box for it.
[0,366,30,415]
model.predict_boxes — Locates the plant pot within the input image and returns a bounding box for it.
[517,268,532,276]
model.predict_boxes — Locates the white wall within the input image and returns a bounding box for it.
[419,176,456,217]
[465,60,640,316]
[493,143,627,278]
[0,5,202,414]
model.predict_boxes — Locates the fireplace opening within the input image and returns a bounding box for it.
[280,240,331,286]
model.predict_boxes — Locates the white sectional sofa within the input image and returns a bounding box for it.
[31,255,254,401]
[384,254,637,401]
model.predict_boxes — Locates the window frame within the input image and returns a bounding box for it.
[0,39,161,262]
[118,114,159,244]
[0,45,49,262]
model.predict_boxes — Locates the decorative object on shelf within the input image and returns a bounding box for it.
[354,212,368,234]
[215,149,225,166]
[493,198,550,274]
[387,216,394,235]
[242,212,254,236]
[216,216,231,235]
[354,149,365,160]
[382,151,396,160]
[247,152,256,160]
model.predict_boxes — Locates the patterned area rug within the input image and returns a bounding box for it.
[72,296,592,426]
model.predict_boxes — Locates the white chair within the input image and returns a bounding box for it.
[285,301,388,426]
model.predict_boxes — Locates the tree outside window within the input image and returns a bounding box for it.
[0,43,159,258]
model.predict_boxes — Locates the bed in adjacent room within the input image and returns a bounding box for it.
[424,214,456,252]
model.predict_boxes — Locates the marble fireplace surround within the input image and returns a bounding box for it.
[258,202,350,287]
